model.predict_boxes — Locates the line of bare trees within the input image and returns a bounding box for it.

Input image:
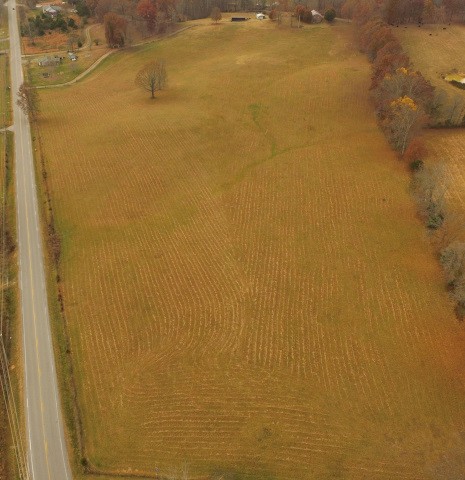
[344,0,465,319]
[87,0,347,47]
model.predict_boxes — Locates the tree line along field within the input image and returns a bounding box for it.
[395,25,465,222]
[37,19,465,479]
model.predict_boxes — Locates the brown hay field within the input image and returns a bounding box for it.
[423,128,465,212]
[37,20,465,479]
[395,24,465,96]
[22,30,71,54]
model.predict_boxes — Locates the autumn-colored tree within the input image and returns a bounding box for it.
[277,0,291,13]
[385,0,424,24]
[16,83,40,120]
[210,6,221,23]
[443,0,464,21]
[374,67,434,119]
[295,4,312,23]
[85,0,99,15]
[384,96,425,154]
[341,0,376,23]
[353,0,378,25]
[385,0,404,24]
[113,0,132,15]
[95,0,114,21]
[406,0,424,22]
[137,0,157,31]
[135,59,167,98]
[364,25,396,61]
[104,12,127,47]
[359,18,380,50]
[403,137,427,164]
[371,44,410,89]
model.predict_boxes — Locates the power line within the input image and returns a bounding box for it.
[0,40,30,480]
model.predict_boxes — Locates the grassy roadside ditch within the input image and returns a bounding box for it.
[29,116,86,477]
[1,50,24,478]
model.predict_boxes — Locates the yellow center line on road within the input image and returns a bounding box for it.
[19,113,52,480]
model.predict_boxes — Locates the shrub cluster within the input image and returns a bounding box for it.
[21,13,78,36]
[324,8,336,22]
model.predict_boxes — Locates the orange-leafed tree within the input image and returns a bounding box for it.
[384,96,425,154]
[371,42,410,89]
[374,67,434,119]
[295,5,312,23]
[137,0,158,32]
[403,137,427,163]
[104,12,127,47]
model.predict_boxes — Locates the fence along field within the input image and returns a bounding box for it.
[37,20,465,479]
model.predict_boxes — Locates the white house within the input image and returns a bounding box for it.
[256,12,266,19]
[42,5,60,15]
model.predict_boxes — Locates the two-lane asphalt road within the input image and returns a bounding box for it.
[7,0,72,478]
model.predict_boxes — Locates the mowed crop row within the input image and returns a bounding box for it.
[38,21,465,479]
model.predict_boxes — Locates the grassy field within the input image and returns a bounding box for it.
[37,19,465,479]
[395,24,465,97]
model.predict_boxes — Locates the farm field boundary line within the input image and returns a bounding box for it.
[36,25,197,89]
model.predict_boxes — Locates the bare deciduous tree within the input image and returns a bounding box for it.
[384,96,426,154]
[210,6,221,23]
[411,163,447,230]
[135,60,167,99]
[16,83,40,120]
